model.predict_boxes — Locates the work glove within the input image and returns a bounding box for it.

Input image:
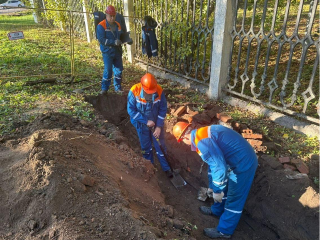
[206,188,213,198]
[127,38,133,45]
[212,192,224,203]
[115,39,122,46]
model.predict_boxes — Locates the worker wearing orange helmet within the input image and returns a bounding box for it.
[172,122,258,239]
[96,5,123,94]
[127,73,172,177]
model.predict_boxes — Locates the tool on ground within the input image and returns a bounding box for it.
[149,127,187,189]
[198,187,209,201]
[199,162,204,174]
[72,82,101,94]
[197,187,214,202]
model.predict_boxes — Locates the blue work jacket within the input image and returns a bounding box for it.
[191,125,257,193]
[127,83,167,128]
[96,19,122,55]
[116,13,127,33]
[142,26,158,58]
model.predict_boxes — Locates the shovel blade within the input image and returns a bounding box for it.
[197,187,208,202]
[170,173,187,188]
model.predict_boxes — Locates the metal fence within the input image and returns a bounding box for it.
[132,0,216,84]
[88,0,123,14]
[226,0,319,123]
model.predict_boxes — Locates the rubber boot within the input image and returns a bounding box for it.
[203,228,231,239]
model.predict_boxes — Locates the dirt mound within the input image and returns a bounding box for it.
[246,160,319,240]
[0,114,193,240]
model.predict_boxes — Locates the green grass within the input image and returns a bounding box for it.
[0,12,101,134]
[0,13,35,25]
[0,12,104,77]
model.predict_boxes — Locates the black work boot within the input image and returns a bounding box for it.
[199,206,214,216]
[165,169,173,178]
[100,90,107,95]
[203,228,231,239]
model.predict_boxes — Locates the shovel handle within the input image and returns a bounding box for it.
[148,126,160,142]
[148,126,173,170]
[148,126,187,188]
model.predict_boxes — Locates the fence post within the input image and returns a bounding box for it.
[123,0,135,63]
[82,0,92,43]
[208,0,235,99]
[29,0,38,23]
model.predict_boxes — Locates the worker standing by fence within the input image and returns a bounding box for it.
[172,122,258,239]
[96,5,123,94]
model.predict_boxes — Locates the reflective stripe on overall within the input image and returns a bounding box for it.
[97,20,123,91]
[192,125,258,235]
[127,83,170,171]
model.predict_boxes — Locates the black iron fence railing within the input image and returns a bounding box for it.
[226,0,319,123]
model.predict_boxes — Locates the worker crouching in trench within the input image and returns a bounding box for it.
[172,122,258,239]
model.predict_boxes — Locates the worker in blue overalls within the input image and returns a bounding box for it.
[96,5,123,94]
[173,122,258,239]
[127,73,173,178]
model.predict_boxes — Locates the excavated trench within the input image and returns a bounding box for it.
[86,93,319,240]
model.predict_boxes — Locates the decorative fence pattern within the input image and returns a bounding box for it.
[226,0,319,122]
[132,0,216,84]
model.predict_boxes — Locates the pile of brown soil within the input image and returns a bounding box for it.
[0,112,192,240]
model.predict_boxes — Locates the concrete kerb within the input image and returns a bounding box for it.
[136,63,208,94]
[135,62,319,138]
[222,96,320,138]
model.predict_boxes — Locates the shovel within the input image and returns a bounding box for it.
[197,187,214,202]
[150,128,187,188]
[198,187,209,201]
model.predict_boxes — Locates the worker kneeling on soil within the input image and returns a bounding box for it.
[127,73,173,178]
[173,122,258,239]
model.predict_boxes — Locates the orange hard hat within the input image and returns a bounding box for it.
[105,5,116,15]
[141,73,157,94]
[173,122,191,142]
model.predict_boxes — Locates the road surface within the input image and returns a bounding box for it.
[0,7,27,15]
